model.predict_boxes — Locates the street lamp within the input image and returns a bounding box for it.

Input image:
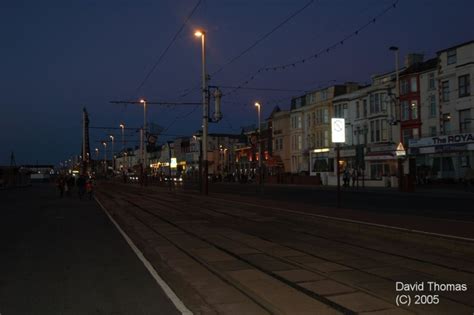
[254,102,262,187]
[119,123,125,151]
[193,133,203,192]
[390,46,403,191]
[102,141,107,175]
[109,135,115,172]
[195,29,209,195]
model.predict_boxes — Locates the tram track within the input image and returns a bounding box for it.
[97,184,474,313]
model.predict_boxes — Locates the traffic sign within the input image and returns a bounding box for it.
[331,118,345,143]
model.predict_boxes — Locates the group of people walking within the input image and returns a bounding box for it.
[56,175,94,199]
[342,168,359,188]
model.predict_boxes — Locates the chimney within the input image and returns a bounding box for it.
[405,53,424,68]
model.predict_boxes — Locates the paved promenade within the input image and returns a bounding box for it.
[0,184,181,315]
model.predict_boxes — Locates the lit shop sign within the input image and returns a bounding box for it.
[331,118,345,143]
[170,158,177,169]
[409,133,474,148]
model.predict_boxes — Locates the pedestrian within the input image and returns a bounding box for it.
[343,169,350,187]
[66,176,75,197]
[85,179,94,200]
[76,175,86,199]
[56,176,65,198]
[463,166,474,192]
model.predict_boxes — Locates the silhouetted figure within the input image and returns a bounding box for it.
[85,179,94,200]
[56,176,65,198]
[76,176,86,199]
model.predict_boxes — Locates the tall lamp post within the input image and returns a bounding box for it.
[102,141,107,176]
[195,30,209,195]
[109,135,115,172]
[389,46,402,191]
[193,134,203,192]
[254,102,262,189]
[139,99,147,181]
[119,123,125,151]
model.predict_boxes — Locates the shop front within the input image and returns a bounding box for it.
[364,144,399,181]
[409,133,474,181]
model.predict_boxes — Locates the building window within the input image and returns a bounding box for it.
[323,130,329,147]
[323,108,329,123]
[459,74,471,97]
[297,135,302,150]
[312,112,315,126]
[321,89,328,101]
[401,100,409,121]
[413,128,419,139]
[297,116,302,128]
[374,94,380,113]
[363,99,367,117]
[401,79,409,95]
[370,121,375,142]
[370,163,389,180]
[441,80,450,102]
[428,73,435,90]
[459,109,471,133]
[369,94,375,113]
[370,120,382,143]
[380,93,387,112]
[307,113,311,128]
[442,113,451,135]
[381,120,388,141]
[447,49,456,65]
[411,100,418,120]
[356,101,360,118]
[430,126,437,136]
[410,77,417,92]
[402,129,412,146]
[429,95,437,118]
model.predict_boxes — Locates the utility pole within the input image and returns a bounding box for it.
[196,30,209,195]
[390,46,403,191]
[336,143,341,208]
[82,109,86,174]
[140,99,147,185]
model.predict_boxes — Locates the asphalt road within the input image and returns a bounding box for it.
[178,181,474,221]
[0,183,181,315]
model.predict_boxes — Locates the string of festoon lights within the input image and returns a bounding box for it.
[224,0,400,97]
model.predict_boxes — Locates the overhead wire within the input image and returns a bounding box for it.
[224,0,400,97]
[179,0,316,98]
[133,0,203,97]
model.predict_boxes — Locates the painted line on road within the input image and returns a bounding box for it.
[207,195,474,243]
[95,197,193,315]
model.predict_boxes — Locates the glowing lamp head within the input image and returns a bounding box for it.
[119,123,124,128]
[140,99,146,104]
[194,30,204,37]
[110,135,114,141]
[254,102,260,108]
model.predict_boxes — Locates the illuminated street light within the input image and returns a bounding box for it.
[139,99,147,181]
[194,29,208,195]
[254,102,262,189]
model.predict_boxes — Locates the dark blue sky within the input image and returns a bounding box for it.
[1,0,473,165]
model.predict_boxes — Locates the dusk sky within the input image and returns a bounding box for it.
[1,0,473,165]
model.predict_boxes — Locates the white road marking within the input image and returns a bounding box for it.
[207,195,474,243]
[95,197,193,315]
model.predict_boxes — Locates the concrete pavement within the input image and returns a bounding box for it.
[0,183,182,315]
